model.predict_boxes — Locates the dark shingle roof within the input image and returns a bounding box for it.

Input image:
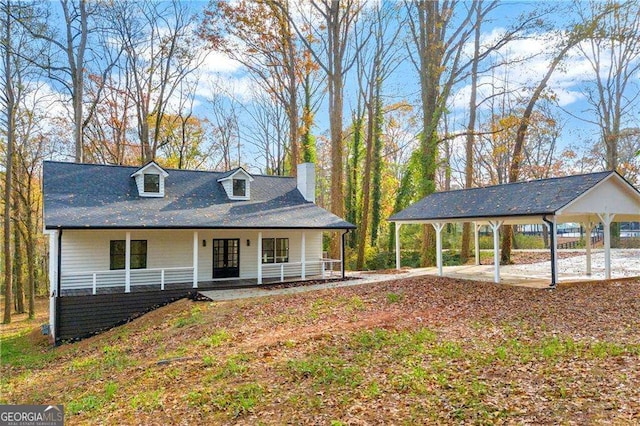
[389,171,615,222]
[43,161,355,230]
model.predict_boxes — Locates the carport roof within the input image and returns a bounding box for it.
[389,171,638,223]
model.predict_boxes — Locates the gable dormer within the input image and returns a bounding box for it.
[217,167,254,200]
[130,161,169,198]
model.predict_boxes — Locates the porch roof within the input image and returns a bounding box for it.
[43,161,355,230]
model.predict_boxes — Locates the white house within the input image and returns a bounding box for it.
[43,161,355,342]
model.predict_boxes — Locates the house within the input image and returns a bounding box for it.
[43,161,355,342]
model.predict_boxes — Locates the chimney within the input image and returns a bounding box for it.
[297,163,315,203]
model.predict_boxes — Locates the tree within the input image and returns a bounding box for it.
[289,0,365,258]
[113,0,205,163]
[577,1,640,172]
[201,0,301,175]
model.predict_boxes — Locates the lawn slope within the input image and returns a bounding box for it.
[2,276,640,425]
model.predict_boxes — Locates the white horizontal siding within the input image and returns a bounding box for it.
[60,228,327,290]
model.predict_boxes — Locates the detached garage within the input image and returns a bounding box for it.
[389,171,640,287]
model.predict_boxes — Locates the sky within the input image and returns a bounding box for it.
[26,1,640,176]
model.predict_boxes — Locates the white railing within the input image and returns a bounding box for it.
[61,267,194,294]
[261,258,342,282]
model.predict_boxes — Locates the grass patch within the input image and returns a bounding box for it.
[287,355,361,388]
[130,389,163,412]
[173,306,204,328]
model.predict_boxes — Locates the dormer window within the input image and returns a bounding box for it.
[233,179,246,197]
[217,167,253,200]
[144,174,160,193]
[130,161,168,198]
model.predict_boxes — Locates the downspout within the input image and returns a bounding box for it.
[542,216,556,288]
[341,230,349,279]
[55,229,63,345]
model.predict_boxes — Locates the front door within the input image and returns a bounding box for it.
[212,239,240,279]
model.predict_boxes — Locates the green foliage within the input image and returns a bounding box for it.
[130,390,163,412]
[173,306,204,328]
[386,292,403,303]
[287,355,362,388]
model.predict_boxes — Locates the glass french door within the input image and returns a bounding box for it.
[212,239,240,279]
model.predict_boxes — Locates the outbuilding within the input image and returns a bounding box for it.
[389,171,640,287]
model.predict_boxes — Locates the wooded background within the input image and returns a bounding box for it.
[2,0,639,323]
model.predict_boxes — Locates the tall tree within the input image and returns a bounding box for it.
[577,0,640,171]
[1,0,16,323]
[289,0,365,258]
[113,0,205,163]
[201,0,301,174]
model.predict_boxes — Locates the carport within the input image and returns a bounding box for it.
[389,171,640,288]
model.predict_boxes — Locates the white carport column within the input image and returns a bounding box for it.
[257,232,263,284]
[301,232,306,280]
[193,231,199,288]
[583,221,595,276]
[473,222,481,266]
[488,221,503,284]
[125,232,131,293]
[432,222,445,276]
[597,213,616,280]
[395,223,403,270]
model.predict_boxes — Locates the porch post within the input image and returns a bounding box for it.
[301,232,306,280]
[488,221,503,284]
[192,231,198,288]
[48,230,59,341]
[125,231,131,293]
[474,222,480,265]
[395,223,402,270]
[598,213,615,279]
[433,222,445,277]
[257,231,263,284]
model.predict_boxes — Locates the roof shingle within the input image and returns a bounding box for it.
[43,161,355,230]
[389,171,615,222]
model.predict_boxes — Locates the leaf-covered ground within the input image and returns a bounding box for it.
[2,276,640,425]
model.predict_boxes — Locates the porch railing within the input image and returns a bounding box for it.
[61,267,194,294]
[260,258,342,282]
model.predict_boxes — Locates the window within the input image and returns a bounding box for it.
[144,174,160,193]
[110,240,147,270]
[233,178,246,197]
[261,238,288,263]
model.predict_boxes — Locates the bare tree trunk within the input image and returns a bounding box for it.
[2,0,15,324]
[12,184,24,314]
[461,2,481,263]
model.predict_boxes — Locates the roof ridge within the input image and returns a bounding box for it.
[441,170,613,194]
[43,161,296,178]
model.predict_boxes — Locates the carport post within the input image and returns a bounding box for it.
[395,223,403,270]
[432,222,445,276]
[597,213,615,280]
[473,222,480,265]
[488,221,503,284]
[583,221,595,276]
[542,215,558,287]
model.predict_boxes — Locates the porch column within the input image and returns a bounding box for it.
[474,222,480,265]
[193,231,198,288]
[488,221,503,284]
[125,231,131,293]
[395,223,403,270]
[598,213,615,280]
[583,221,595,276]
[257,231,263,284]
[48,230,59,341]
[433,222,445,277]
[301,232,306,280]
